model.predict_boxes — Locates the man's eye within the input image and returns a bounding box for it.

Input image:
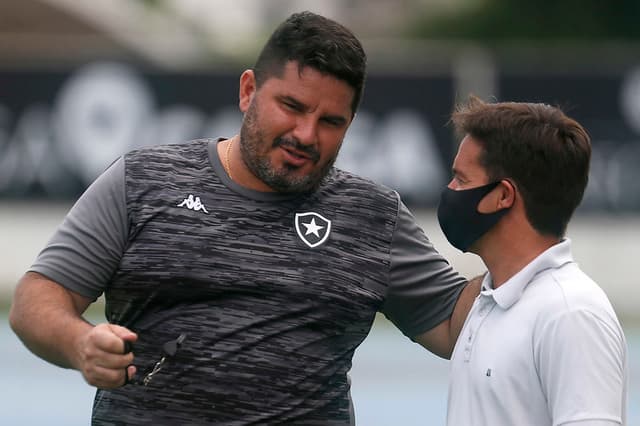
[322,118,343,127]
[284,102,300,111]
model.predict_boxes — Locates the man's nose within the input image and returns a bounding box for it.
[292,116,318,145]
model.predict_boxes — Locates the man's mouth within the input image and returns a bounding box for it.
[280,146,313,167]
[275,138,320,165]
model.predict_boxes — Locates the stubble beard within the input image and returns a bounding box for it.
[239,100,339,194]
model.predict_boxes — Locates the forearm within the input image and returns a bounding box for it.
[448,273,483,344]
[413,274,483,358]
[9,272,93,370]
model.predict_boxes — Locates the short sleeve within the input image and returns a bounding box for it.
[381,200,467,338]
[29,158,128,300]
[537,309,627,425]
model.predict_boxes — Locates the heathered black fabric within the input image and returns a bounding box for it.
[31,138,465,425]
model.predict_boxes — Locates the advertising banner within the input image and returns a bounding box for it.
[1,62,639,211]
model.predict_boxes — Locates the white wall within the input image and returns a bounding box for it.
[1,203,638,320]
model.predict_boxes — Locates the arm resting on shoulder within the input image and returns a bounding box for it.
[413,274,483,359]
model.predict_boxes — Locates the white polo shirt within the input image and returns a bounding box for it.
[447,239,628,426]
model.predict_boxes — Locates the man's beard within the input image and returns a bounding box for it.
[239,100,339,193]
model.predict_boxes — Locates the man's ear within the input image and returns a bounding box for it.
[239,69,256,113]
[477,179,516,214]
[497,179,516,210]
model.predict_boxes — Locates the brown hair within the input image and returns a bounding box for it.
[253,11,367,115]
[451,95,591,237]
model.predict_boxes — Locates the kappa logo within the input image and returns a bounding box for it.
[294,212,331,248]
[177,194,209,213]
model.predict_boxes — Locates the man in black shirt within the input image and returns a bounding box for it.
[10,11,479,425]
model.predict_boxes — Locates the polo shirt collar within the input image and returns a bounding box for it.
[480,238,575,310]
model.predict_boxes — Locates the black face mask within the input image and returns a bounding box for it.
[437,181,509,252]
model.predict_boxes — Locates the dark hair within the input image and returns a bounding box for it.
[451,95,591,237]
[253,11,367,114]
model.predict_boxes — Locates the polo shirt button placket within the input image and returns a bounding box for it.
[463,329,473,361]
[462,297,493,362]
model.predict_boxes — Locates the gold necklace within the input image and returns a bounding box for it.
[223,138,233,180]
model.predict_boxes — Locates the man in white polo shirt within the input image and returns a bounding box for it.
[439,95,628,426]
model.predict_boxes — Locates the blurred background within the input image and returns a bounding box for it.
[0,0,638,424]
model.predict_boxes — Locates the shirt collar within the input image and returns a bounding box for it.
[480,238,575,309]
